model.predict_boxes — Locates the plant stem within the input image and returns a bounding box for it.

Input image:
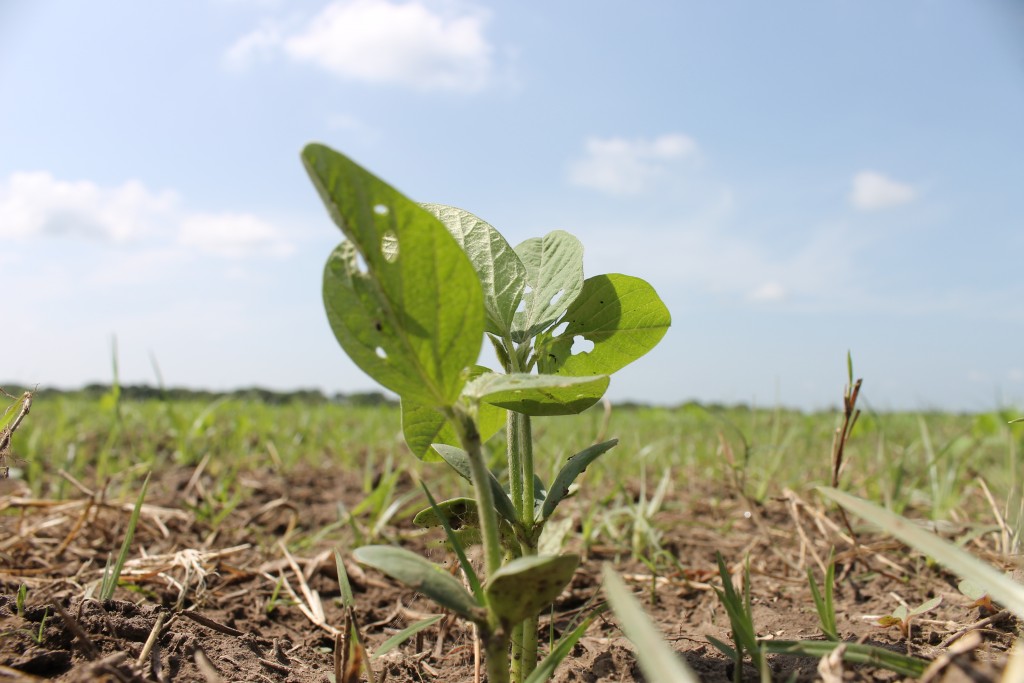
[508,414,525,520]
[448,406,502,577]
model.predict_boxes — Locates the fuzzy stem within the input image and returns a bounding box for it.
[448,406,502,578]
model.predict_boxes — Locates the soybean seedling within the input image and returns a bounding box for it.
[303,144,670,683]
[877,596,942,641]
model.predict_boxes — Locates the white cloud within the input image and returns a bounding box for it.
[567,134,698,196]
[180,212,295,258]
[227,0,495,92]
[0,171,177,242]
[223,24,282,71]
[749,282,786,302]
[0,172,292,258]
[849,171,916,211]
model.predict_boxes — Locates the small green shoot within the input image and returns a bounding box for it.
[33,607,49,645]
[877,596,942,640]
[15,584,27,618]
[99,471,151,601]
[708,553,769,683]
[807,548,838,641]
[602,565,700,683]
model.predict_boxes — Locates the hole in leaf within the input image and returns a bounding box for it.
[381,231,399,263]
[354,250,368,274]
[375,347,387,359]
[570,335,594,356]
[551,321,569,337]
[374,204,388,215]
[549,290,564,306]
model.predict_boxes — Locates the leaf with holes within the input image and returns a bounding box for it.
[535,274,671,376]
[485,554,579,625]
[511,231,585,343]
[423,204,527,337]
[412,497,479,530]
[401,367,507,461]
[464,372,609,416]
[305,144,484,406]
[353,545,485,623]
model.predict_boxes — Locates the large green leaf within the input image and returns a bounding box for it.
[422,204,526,337]
[819,487,1024,621]
[304,144,483,406]
[541,439,619,520]
[485,554,579,625]
[464,372,609,416]
[353,545,485,623]
[401,367,507,461]
[511,231,585,343]
[602,566,702,683]
[535,274,670,376]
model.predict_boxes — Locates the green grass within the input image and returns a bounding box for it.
[6,390,1020,530]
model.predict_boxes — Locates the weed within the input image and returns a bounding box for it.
[807,548,840,642]
[98,472,151,601]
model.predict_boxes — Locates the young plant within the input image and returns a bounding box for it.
[707,553,770,683]
[303,144,670,683]
[877,596,942,641]
[807,548,839,641]
[98,472,151,601]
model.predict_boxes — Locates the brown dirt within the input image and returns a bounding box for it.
[0,466,1017,682]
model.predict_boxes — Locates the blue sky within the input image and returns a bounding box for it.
[2,1,1023,411]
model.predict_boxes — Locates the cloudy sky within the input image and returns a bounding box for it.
[2,1,1023,411]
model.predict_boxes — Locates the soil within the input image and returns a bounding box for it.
[0,465,1016,682]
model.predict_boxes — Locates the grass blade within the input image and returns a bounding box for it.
[371,614,443,659]
[763,640,928,677]
[818,487,1024,620]
[99,471,151,601]
[524,607,605,683]
[602,565,700,683]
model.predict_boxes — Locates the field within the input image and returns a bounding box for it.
[1,387,1022,682]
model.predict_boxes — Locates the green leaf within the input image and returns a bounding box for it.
[762,641,928,678]
[335,551,355,610]
[421,484,482,600]
[536,274,670,376]
[304,144,484,406]
[818,487,1024,621]
[353,545,485,623]
[431,444,519,526]
[401,366,507,461]
[524,607,607,683]
[603,566,701,683]
[422,204,526,337]
[485,554,579,625]
[464,372,609,416]
[541,439,619,520]
[512,231,585,343]
[371,615,443,660]
[100,472,150,601]
[412,497,479,529]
